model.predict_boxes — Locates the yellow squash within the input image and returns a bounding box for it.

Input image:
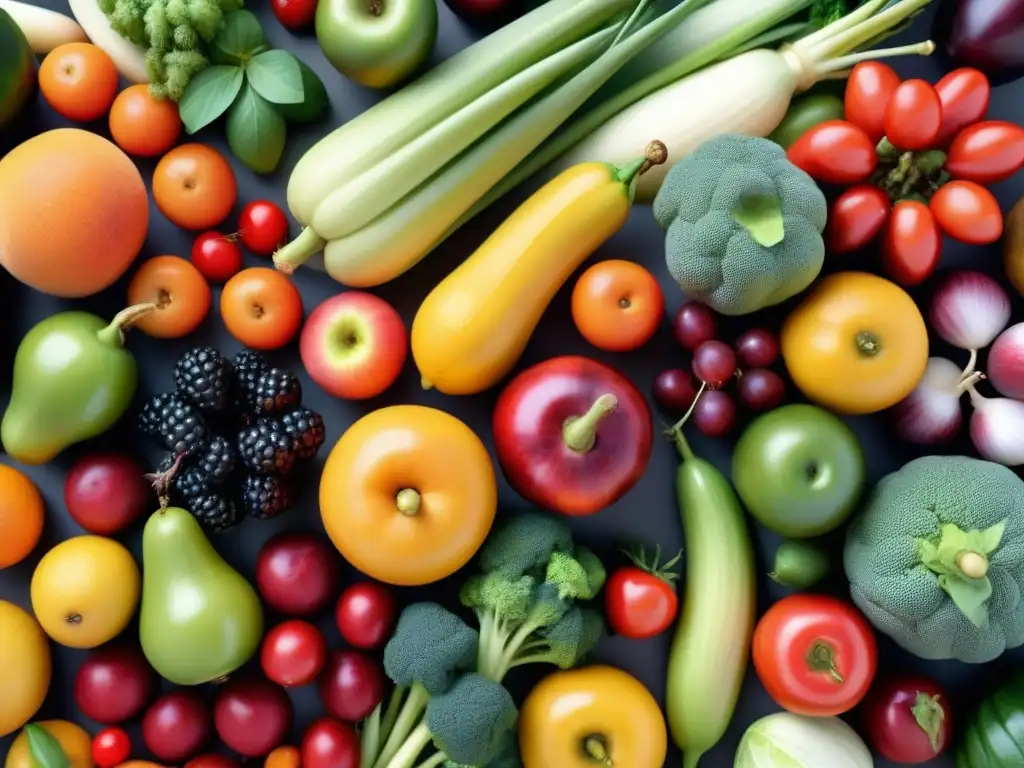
[411,140,666,395]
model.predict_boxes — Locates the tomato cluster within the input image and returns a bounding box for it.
[787,65,1024,286]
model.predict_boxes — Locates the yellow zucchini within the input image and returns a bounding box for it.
[410,140,666,396]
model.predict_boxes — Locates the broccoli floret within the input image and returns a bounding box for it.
[483,729,522,768]
[427,674,518,765]
[478,512,573,579]
[545,551,589,600]
[574,545,607,599]
[460,573,534,626]
[509,607,605,671]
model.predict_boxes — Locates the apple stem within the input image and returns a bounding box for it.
[273,226,326,275]
[96,303,157,347]
[396,489,421,516]
[563,394,618,453]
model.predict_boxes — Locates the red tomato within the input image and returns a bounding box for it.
[884,80,942,151]
[826,185,890,253]
[192,231,243,283]
[239,200,290,256]
[261,620,327,687]
[301,717,360,768]
[862,675,952,764]
[844,61,901,143]
[271,0,317,29]
[604,556,680,640]
[882,200,941,286]
[946,120,1024,184]
[92,727,131,768]
[787,121,877,184]
[752,593,877,717]
[930,180,1003,244]
[335,582,398,650]
[934,67,991,147]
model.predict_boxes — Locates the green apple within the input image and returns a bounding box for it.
[732,404,865,537]
[316,0,438,89]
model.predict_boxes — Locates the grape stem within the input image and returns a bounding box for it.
[666,380,707,435]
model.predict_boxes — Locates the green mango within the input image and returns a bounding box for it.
[1,303,155,464]
[139,505,263,685]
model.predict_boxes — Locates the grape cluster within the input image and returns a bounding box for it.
[653,301,786,437]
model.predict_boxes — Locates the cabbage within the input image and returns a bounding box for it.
[734,713,874,768]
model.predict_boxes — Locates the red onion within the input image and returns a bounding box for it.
[988,322,1024,400]
[929,271,1011,373]
[892,357,980,444]
[967,386,1024,466]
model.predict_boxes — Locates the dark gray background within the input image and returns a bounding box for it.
[2,1,1023,765]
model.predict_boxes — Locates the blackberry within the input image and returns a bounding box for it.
[252,368,302,415]
[233,350,268,416]
[190,494,240,532]
[173,465,211,504]
[241,474,294,519]
[138,392,176,439]
[237,418,296,475]
[281,408,326,460]
[158,397,208,456]
[174,347,233,413]
[196,436,236,484]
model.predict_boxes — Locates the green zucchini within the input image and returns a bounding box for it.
[957,675,1024,767]
[665,430,757,768]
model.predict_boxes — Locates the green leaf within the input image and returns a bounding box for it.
[226,82,287,175]
[178,65,244,134]
[275,59,329,123]
[246,50,304,105]
[25,725,69,768]
[212,10,269,66]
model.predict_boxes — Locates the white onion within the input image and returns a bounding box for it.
[988,323,1024,401]
[929,271,1011,356]
[968,387,1024,467]
[891,357,976,444]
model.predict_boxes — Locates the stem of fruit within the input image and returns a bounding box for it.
[145,453,186,508]
[396,489,421,516]
[273,226,326,275]
[957,371,984,393]
[582,735,615,766]
[855,330,881,357]
[666,381,707,438]
[806,640,844,683]
[911,692,946,753]
[563,394,618,452]
[96,303,157,347]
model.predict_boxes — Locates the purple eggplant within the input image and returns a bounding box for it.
[933,0,1024,84]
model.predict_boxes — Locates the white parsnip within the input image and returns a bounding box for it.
[0,0,86,53]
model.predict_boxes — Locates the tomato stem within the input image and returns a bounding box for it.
[563,394,618,453]
[911,692,946,753]
[581,735,614,766]
[805,640,844,683]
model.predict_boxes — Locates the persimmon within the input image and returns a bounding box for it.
[221,268,303,350]
[109,85,182,158]
[127,256,212,339]
[571,259,664,352]
[153,144,237,231]
[38,43,118,122]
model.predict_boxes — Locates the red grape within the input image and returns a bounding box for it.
[739,368,785,411]
[735,329,780,368]
[692,340,737,388]
[672,302,718,350]
[693,391,737,437]
[652,369,698,413]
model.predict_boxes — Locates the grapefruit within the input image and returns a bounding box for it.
[0,128,148,298]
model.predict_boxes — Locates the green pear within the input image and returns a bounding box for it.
[139,506,263,685]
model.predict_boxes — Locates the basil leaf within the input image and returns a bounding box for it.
[178,65,244,134]
[226,82,287,174]
[246,50,303,105]
[212,10,269,65]
[25,725,69,768]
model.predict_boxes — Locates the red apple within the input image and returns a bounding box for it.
[300,291,407,400]
[214,678,292,757]
[65,453,151,534]
[142,690,212,763]
[256,531,341,616]
[74,643,157,724]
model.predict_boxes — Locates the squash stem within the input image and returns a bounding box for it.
[274,226,327,274]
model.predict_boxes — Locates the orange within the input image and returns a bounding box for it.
[5,720,93,767]
[265,746,300,768]
[570,259,664,352]
[153,144,238,231]
[0,464,43,568]
[0,129,148,298]
[221,268,303,350]
[0,602,51,738]
[38,43,118,122]
[109,85,182,158]
[127,256,212,339]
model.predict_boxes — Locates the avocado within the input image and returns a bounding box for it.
[0,7,37,130]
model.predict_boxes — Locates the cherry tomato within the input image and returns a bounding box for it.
[127,255,212,338]
[261,619,327,687]
[191,232,243,283]
[787,121,877,184]
[604,549,680,640]
[319,651,386,722]
[238,200,290,256]
[752,593,877,717]
[38,43,119,122]
[933,67,991,147]
[335,582,397,650]
[271,0,318,29]
[884,80,942,151]
[946,120,1024,184]
[862,674,952,764]
[153,144,238,231]
[930,180,1003,244]
[301,718,360,768]
[844,61,901,143]
[882,200,941,286]
[109,84,182,157]
[220,267,303,350]
[825,185,890,253]
[92,727,131,768]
